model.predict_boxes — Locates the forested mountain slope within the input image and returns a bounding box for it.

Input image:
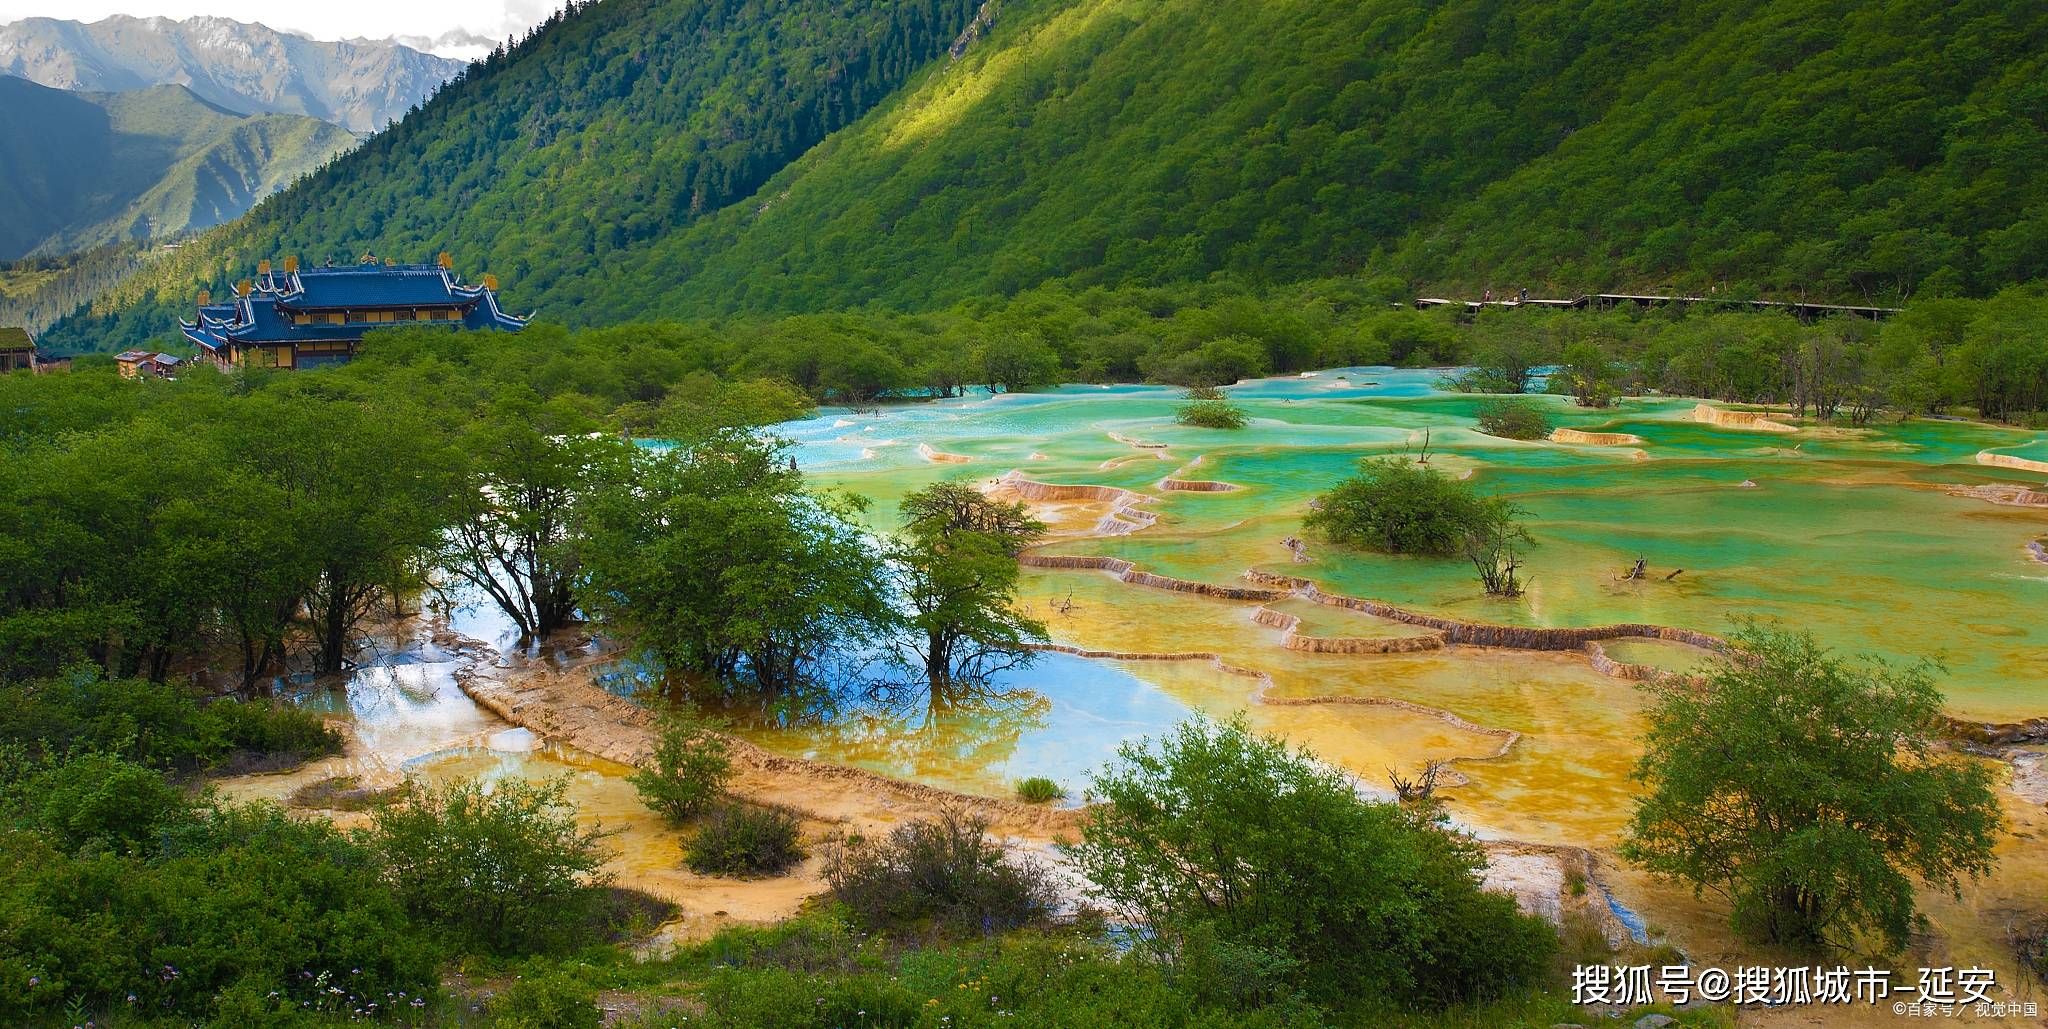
[40,0,2048,354]
[38,0,985,353]
[0,78,355,260]
[617,0,2048,312]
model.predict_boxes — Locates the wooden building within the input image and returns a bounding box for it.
[1413,293,1900,321]
[180,256,529,370]
[115,350,180,379]
[0,327,34,373]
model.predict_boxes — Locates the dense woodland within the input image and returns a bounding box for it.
[0,243,159,336]
[38,0,2048,354]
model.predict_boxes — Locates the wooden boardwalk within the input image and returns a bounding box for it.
[1413,293,1900,321]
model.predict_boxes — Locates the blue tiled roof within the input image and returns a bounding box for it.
[179,262,529,355]
[280,265,467,309]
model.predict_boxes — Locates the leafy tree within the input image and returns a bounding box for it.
[1066,717,1555,1006]
[898,480,1044,551]
[1459,498,1534,597]
[1306,457,1499,557]
[1622,624,2002,954]
[442,389,629,641]
[889,482,1047,691]
[1552,341,1618,407]
[371,776,615,955]
[577,431,894,696]
[253,384,451,673]
[977,337,1061,393]
[626,374,816,437]
[889,528,1047,691]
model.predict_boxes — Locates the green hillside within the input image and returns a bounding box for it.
[39,0,2048,354]
[0,78,356,260]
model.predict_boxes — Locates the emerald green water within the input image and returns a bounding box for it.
[786,370,2047,724]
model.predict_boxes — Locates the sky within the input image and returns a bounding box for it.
[0,1,553,57]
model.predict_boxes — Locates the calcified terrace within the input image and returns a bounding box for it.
[738,370,2041,820]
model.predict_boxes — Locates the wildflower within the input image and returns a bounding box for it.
[27,977,38,986]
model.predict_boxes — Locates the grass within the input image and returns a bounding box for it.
[1013,776,1065,803]
[285,774,407,811]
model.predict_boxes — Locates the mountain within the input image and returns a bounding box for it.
[38,0,2048,354]
[0,16,465,134]
[0,77,357,260]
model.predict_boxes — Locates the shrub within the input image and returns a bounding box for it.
[630,710,735,824]
[0,800,437,1024]
[826,808,1059,935]
[1176,399,1248,429]
[1182,385,1227,401]
[1066,717,1556,1006]
[1014,776,1065,804]
[1474,398,1550,440]
[686,803,807,876]
[489,968,602,1029]
[26,753,187,854]
[371,776,615,955]
[0,674,341,773]
[200,696,344,772]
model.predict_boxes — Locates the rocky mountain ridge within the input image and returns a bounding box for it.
[0,15,464,133]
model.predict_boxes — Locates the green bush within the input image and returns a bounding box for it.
[1066,717,1556,1006]
[825,808,1059,936]
[686,803,807,877]
[371,776,615,955]
[1013,776,1065,804]
[201,696,344,771]
[490,968,603,1029]
[1176,399,1249,429]
[1474,398,1551,440]
[0,799,437,1024]
[25,753,186,854]
[0,674,341,773]
[630,709,735,824]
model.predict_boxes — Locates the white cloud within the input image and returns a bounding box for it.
[0,1,551,55]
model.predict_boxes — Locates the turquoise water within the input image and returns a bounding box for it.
[784,371,2048,720]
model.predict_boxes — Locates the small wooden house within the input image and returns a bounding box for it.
[0,327,34,373]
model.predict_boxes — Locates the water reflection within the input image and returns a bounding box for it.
[595,647,1193,804]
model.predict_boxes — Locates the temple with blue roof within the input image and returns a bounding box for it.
[180,254,529,370]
